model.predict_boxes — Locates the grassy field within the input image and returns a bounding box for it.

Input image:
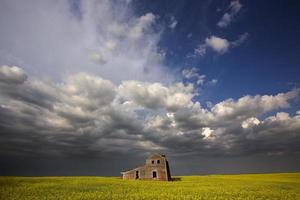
[0,173,300,200]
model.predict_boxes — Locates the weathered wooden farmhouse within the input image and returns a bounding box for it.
[121,153,171,181]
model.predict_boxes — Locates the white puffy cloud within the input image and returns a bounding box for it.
[266,112,290,122]
[212,89,299,121]
[194,33,249,57]
[201,127,215,140]
[241,117,260,129]
[62,73,116,109]
[0,65,27,84]
[119,80,194,111]
[195,36,230,56]
[217,0,242,28]
[205,36,230,53]
[261,112,300,132]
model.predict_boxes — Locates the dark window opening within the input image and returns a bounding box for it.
[135,171,139,179]
[151,160,154,164]
[157,160,160,164]
[152,171,157,178]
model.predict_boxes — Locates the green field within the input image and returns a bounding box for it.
[1,173,300,200]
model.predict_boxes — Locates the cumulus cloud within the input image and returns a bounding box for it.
[119,80,194,111]
[201,127,215,140]
[0,66,299,159]
[205,36,230,53]
[212,89,299,121]
[217,0,242,28]
[194,36,229,56]
[241,117,260,129]
[0,65,27,84]
[195,33,249,57]
[0,69,143,157]
[238,111,300,155]
[62,73,117,109]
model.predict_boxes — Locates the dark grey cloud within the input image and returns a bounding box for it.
[0,67,157,160]
[0,66,300,175]
[0,66,299,162]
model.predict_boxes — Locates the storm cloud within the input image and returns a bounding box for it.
[0,0,300,176]
[1,66,299,162]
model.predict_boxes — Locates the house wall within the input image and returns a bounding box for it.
[122,154,171,181]
[122,169,135,180]
[144,155,169,181]
[122,166,146,180]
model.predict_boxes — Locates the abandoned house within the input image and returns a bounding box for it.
[121,153,171,181]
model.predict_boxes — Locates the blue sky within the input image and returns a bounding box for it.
[0,0,300,175]
[135,0,300,104]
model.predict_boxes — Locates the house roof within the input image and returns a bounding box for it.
[121,165,145,174]
[147,153,165,159]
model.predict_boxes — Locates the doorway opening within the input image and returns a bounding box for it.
[152,171,157,178]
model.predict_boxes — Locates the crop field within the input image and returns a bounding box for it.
[0,173,300,200]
